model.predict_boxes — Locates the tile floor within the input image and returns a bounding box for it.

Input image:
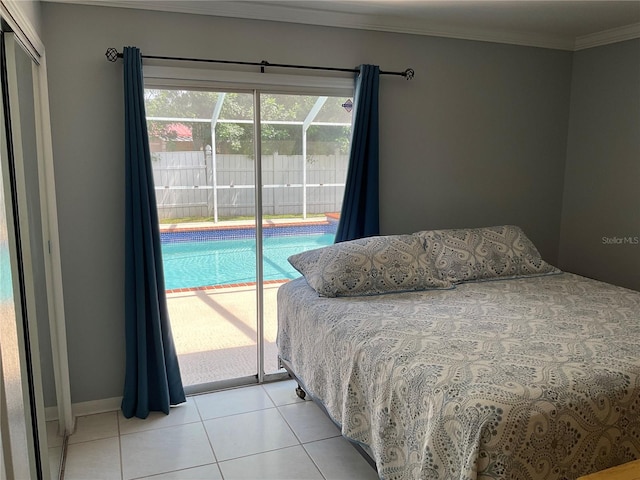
[60,380,379,480]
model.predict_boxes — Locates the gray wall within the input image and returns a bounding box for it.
[42,2,573,403]
[379,36,571,256]
[559,39,640,291]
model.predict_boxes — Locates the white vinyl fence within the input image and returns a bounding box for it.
[152,149,348,220]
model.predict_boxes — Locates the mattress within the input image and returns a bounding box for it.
[277,273,640,480]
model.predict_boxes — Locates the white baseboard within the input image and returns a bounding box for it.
[43,396,122,437]
[44,396,123,423]
[72,396,122,418]
[45,405,59,422]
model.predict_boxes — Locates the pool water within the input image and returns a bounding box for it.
[162,233,334,290]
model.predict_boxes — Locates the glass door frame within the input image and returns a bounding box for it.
[145,67,353,391]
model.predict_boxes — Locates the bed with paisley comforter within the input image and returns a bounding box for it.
[277,226,640,480]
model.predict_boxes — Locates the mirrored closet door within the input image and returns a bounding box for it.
[0,25,63,480]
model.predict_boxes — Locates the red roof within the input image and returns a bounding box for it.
[165,123,192,142]
[149,123,193,142]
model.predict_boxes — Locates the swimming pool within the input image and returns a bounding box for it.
[161,226,335,290]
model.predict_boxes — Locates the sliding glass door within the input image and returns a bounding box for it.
[259,93,352,375]
[145,83,352,391]
[145,89,258,389]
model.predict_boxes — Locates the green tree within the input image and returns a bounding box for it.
[144,89,352,155]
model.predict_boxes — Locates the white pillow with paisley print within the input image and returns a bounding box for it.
[414,225,560,284]
[288,235,451,297]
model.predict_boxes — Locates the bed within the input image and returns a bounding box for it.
[277,226,640,480]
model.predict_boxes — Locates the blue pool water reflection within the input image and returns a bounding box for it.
[1,244,13,302]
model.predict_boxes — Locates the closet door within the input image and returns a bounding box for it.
[0,94,37,480]
[0,30,50,480]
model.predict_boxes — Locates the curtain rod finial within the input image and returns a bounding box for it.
[105,48,120,62]
[404,68,415,80]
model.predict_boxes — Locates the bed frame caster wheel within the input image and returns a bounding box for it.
[295,385,307,400]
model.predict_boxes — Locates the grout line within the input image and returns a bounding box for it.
[65,412,120,447]
[260,383,283,408]
[198,404,278,422]
[268,405,317,473]
[192,394,205,422]
[118,419,203,438]
[274,401,306,446]
[300,442,329,480]
[126,462,219,480]
[197,392,302,469]
[215,444,313,466]
[276,401,343,443]
[118,428,124,480]
[112,411,123,480]
[216,447,296,465]
[261,381,305,408]
[202,424,221,466]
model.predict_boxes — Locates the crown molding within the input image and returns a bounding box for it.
[574,22,640,50]
[0,0,45,58]
[105,0,574,50]
[45,0,637,52]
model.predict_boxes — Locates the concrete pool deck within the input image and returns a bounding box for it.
[160,214,337,233]
[166,269,286,386]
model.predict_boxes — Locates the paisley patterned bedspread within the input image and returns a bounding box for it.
[276,273,640,480]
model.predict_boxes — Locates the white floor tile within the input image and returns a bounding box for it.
[278,401,341,443]
[120,422,215,479]
[304,436,379,480]
[58,387,376,480]
[118,398,201,435]
[64,437,121,480]
[46,420,64,448]
[262,379,306,407]
[194,385,275,420]
[204,408,298,461]
[218,445,323,480]
[134,464,223,479]
[69,411,119,445]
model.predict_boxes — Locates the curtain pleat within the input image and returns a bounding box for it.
[335,64,380,243]
[121,47,185,419]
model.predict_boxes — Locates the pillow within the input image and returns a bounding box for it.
[288,234,451,297]
[414,225,560,284]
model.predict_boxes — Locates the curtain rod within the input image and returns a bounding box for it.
[105,48,415,80]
